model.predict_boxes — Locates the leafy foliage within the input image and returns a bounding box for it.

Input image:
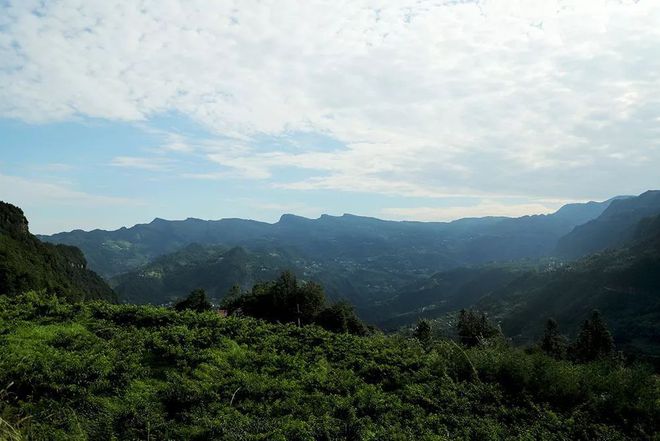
[412,319,432,347]
[0,293,658,440]
[315,301,368,336]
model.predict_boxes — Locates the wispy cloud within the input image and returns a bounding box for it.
[110,156,175,171]
[1,0,659,204]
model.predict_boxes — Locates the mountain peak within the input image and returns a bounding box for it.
[278,213,311,224]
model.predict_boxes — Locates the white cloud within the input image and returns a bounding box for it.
[1,0,659,202]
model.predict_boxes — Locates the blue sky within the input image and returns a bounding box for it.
[1,0,659,234]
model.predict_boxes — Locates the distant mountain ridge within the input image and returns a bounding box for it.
[37,194,639,309]
[41,197,618,280]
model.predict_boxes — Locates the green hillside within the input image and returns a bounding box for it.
[0,202,115,302]
[480,213,660,363]
[367,213,660,363]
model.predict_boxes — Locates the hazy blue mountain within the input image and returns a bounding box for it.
[0,201,115,302]
[556,190,660,258]
[551,196,629,225]
[42,197,617,281]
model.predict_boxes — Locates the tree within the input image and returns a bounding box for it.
[457,309,499,347]
[221,271,365,333]
[571,310,614,362]
[540,318,567,359]
[174,288,212,312]
[413,319,432,347]
[315,301,367,335]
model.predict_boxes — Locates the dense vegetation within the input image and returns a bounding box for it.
[0,202,115,302]
[1,293,658,440]
[1,199,660,439]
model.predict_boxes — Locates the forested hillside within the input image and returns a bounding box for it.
[111,244,299,304]
[0,202,115,302]
[556,191,660,258]
[1,201,659,440]
[481,213,660,363]
[371,263,530,328]
[383,213,660,364]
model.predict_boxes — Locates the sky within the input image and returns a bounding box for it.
[1,0,659,234]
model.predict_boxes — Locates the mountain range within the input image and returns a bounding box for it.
[40,194,629,306]
[5,190,660,362]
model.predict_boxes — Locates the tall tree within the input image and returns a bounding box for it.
[457,309,499,347]
[540,318,567,359]
[315,301,367,335]
[413,319,432,348]
[571,310,614,362]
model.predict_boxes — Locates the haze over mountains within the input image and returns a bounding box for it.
[41,193,626,300]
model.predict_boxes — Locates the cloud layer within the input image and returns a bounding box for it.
[2,0,659,216]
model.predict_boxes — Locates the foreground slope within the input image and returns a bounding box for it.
[0,201,115,302]
[0,293,657,440]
